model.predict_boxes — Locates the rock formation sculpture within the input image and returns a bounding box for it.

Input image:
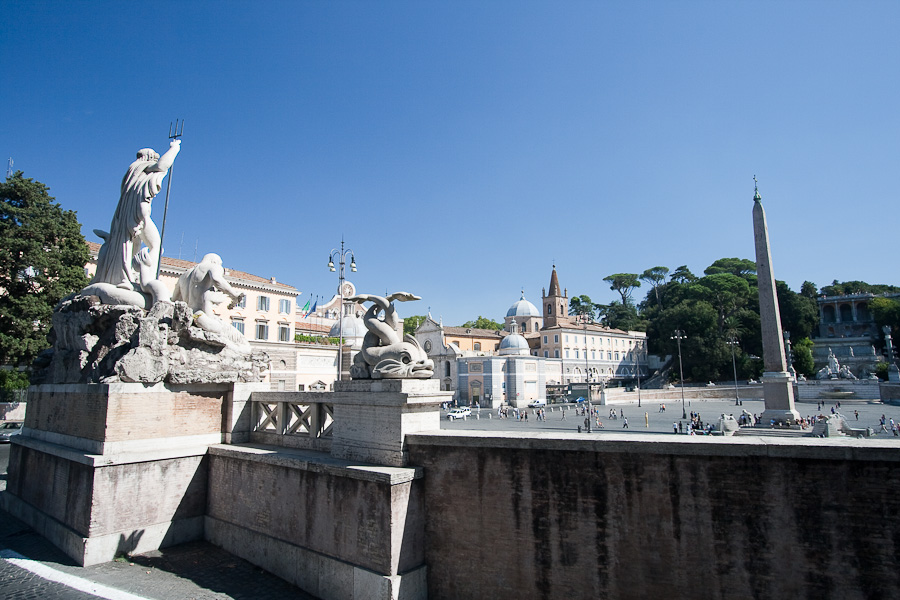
[348,292,434,379]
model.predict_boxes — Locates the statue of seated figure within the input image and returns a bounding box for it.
[172,253,248,351]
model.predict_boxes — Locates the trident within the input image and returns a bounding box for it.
[156,119,184,279]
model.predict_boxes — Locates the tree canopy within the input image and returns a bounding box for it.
[0,172,89,367]
[603,273,641,305]
[569,294,597,318]
[403,315,427,337]
[461,316,504,330]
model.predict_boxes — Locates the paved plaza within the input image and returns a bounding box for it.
[441,396,900,437]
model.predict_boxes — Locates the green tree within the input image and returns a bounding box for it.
[403,315,427,337]
[0,172,89,367]
[461,316,504,330]
[800,281,818,299]
[870,297,900,346]
[569,294,596,318]
[598,301,646,332]
[640,266,669,310]
[687,273,752,337]
[603,273,641,305]
[670,265,697,284]
[776,280,818,341]
[793,338,815,377]
[703,257,757,278]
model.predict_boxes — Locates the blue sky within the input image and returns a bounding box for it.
[3,1,898,326]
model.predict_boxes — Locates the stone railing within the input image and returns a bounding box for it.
[249,392,334,452]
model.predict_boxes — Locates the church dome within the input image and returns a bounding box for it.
[499,333,530,355]
[329,314,366,348]
[506,292,540,318]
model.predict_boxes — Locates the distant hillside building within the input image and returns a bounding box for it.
[415,266,648,407]
[813,291,900,375]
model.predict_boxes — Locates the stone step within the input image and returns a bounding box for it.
[733,427,807,438]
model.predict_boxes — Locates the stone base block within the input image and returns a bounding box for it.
[330,379,451,467]
[0,490,203,566]
[206,516,426,600]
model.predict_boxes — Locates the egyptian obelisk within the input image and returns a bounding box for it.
[752,179,800,425]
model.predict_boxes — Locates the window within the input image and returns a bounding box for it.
[235,295,246,308]
[278,324,290,342]
[548,304,552,315]
[256,322,269,340]
[257,296,270,311]
[474,342,481,351]
[575,350,579,359]
[565,350,570,358]
[279,299,291,314]
[232,319,244,334]
[554,350,560,358]
[565,335,569,342]
[615,352,619,361]
[592,351,596,359]
[608,351,612,360]
[554,334,559,343]
[544,351,549,358]
[543,335,548,344]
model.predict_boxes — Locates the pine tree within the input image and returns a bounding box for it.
[0,172,89,367]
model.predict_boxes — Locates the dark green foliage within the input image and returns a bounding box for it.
[568,295,597,318]
[0,369,30,390]
[776,280,818,341]
[403,315,427,337]
[0,172,89,366]
[793,338,815,377]
[599,301,646,332]
[603,273,641,305]
[461,316,504,330]
[820,280,900,296]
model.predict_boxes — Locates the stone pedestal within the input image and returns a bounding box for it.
[1,381,266,566]
[331,378,451,467]
[758,371,801,425]
[890,365,900,383]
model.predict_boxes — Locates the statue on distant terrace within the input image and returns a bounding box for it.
[82,140,181,308]
[348,292,434,379]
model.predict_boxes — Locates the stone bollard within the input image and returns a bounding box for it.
[578,425,582,433]
[488,413,492,419]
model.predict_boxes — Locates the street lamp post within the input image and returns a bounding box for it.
[581,313,592,433]
[327,239,356,383]
[671,330,687,419]
[635,342,642,408]
[726,336,740,405]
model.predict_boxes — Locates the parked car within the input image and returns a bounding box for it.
[0,421,23,442]
[574,397,586,403]
[447,408,471,421]
[528,399,547,408]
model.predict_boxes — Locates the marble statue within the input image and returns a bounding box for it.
[172,253,249,351]
[348,292,434,379]
[82,140,181,308]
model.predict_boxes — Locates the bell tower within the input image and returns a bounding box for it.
[542,265,570,328]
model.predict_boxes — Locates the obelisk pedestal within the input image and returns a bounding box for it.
[752,184,800,425]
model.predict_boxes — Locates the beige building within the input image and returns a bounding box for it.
[86,242,302,390]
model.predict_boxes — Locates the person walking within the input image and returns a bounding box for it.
[623,417,629,429]
[673,422,678,434]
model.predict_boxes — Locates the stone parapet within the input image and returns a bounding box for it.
[328,379,451,467]
[206,443,426,600]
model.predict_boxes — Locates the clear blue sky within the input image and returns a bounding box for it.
[3,1,898,326]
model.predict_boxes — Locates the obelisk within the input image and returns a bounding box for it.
[752,180,800,425]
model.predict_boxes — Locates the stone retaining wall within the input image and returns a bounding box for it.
[407,432,900,600]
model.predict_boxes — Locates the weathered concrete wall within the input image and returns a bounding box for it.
[205,444,427,599]
[407,432,900,600]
